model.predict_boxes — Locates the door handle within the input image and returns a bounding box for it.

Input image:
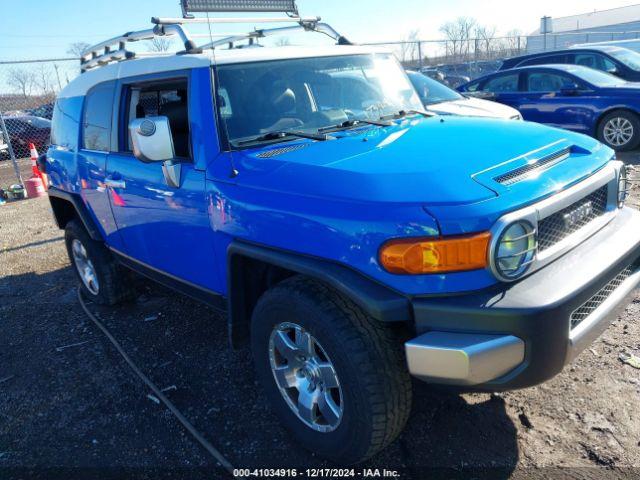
[105,176,126,189]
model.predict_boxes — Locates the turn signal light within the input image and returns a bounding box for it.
[379,232,491,274]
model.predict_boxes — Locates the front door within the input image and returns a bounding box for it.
[105,73,220,292]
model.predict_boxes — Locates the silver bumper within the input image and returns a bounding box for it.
[405,332,525,386]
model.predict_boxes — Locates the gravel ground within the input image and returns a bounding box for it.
[0,155,639,479]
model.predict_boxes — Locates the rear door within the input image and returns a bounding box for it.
[518,69,595,134]
[105,71,220,292]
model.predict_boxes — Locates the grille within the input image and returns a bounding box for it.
[570,266,635,330]
[538,185,608,251]
[494,148,570,186]
[256,144,307,158]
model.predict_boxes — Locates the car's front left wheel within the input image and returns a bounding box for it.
[250,276,412,464]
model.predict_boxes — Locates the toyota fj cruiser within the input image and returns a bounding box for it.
[43,7,640,464]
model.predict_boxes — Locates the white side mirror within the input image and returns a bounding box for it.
[129,116,175,163]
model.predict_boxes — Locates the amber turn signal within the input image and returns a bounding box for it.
[379,232,491,274]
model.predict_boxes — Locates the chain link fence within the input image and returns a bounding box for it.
[0,58,79,189]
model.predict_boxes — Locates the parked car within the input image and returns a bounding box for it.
[45,19,640,464]
[406,71,521,119]
[459,64,640,151]
[499,46,640,82]
[0,115,51,159]
[28,102,54,120]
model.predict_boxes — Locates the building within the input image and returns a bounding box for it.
[527,4,640,52]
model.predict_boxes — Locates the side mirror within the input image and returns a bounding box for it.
[129,116,182,188]
[129,116,174,163]
[606,66,619,75]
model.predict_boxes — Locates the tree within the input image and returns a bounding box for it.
[147,37,172,52]
[35,64,55,95]
[399,30,421,67]
[7,68,35,98]
[475,25,497,59]
[67,42,91,58]
[439,17,477,61]
[503,29,524,56]
[274,37,291,46]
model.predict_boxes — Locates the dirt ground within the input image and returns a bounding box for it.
[0,155,639,479]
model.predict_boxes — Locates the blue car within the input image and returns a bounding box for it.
[43,14,640,463]
[459,64,640,151]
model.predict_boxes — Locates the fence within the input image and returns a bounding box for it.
[2,28,640,187]
[0,58,79,188]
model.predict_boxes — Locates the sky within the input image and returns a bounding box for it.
[2,0,640,61]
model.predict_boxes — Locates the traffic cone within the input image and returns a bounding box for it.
[29,143,47,190]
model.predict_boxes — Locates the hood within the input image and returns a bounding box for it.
[426,97,519,119]
[235,116,611,207]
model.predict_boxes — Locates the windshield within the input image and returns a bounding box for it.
[568,66,626,87]
[215,53,423,146]
[606,47,640,71]
[406,71,463,105]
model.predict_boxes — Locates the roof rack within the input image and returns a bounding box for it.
[80,0,351,73]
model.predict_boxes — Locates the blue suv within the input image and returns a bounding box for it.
[43,22,640,464]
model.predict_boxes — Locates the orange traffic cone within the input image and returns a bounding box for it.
[29,143,48,190]
[25,143,47,199]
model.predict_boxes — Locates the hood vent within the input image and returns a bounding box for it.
[494,147,571,186]
[256,144,307,158]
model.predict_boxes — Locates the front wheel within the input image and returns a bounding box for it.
[250,276,412,464]
[597,111,640,152]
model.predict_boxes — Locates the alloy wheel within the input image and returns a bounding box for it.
[71,239,99,295]
[603,117,634,147]
[268,322,343,433]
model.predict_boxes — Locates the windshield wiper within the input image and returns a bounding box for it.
[379,109,436,121]
[319,118,393,132]
[234,130,331,146]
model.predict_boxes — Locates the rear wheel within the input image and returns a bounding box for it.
[598,110,640,152]
[64,220,135,305]
[250,276,412,464]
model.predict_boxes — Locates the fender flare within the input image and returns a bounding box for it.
[226,241,412,346]
[48,187,103,241]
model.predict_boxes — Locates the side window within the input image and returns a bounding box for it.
[123,80,190,159]
[574,53,616,72]
[82,82,115,151]
[51,96,83,150]
[482,74,519,93]
[526,72,576,92]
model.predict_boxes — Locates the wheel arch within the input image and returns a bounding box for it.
[48,187,103,241]
[226,241,412,348]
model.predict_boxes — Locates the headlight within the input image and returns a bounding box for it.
[493,221,537,281]
[618,165,629,208]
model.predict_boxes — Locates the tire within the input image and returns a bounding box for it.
[597,110,640,152]
[250,276,412,464]
[64,220,135,305]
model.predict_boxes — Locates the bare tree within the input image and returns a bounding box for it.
[502,29,524,56]
[7,68,36,98]
[67,42,91,57]
[399,30,420,66]
[274,37,291,46]
[439,17,477,61]
[147,37,172,52]
[475,25,497,59]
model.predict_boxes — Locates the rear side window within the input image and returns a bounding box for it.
[526,72,577,92]
[82,81,115,151]
[482,74,519,92]
[51,96,83,150]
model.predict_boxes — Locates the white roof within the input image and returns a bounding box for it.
[530,4,640,34]
[59,45,387,99]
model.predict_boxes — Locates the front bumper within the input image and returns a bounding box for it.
[405,206,640,390]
